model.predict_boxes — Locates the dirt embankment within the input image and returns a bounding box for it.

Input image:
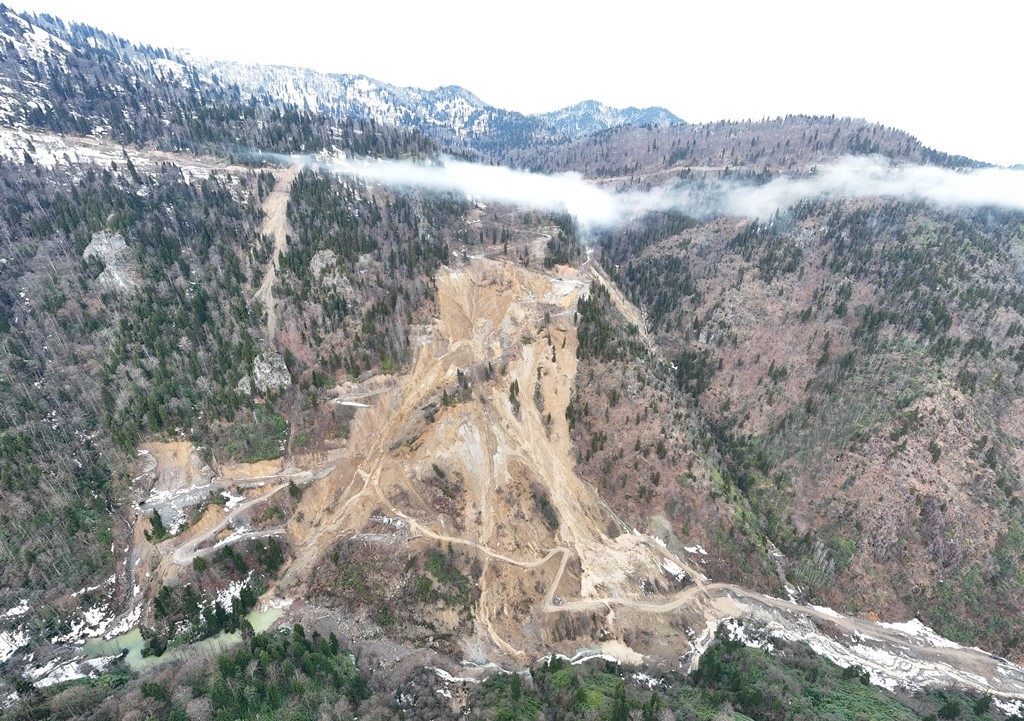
[117,254,1024,704]
[267,256,706,663]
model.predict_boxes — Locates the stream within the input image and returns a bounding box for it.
[82,607,283,670]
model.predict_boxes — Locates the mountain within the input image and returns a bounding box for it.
[187,57,685,155]
[1,5,682,157]
[4,5,1024,720]
[0,5,432,157]
[537,99,683,138]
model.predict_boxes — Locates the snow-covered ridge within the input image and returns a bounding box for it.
[1,5,680,154]
[187,56,682,149]
[537,99,683,139]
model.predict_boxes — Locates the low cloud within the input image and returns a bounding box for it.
[319,155,622,226]
[719,158,1024,219]
[306,154,1024,229]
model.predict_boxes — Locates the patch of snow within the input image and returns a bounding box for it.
[661,559,687,582]
[83,655,118,672]
[810,604,841,619]
[632,672,660,689]
[877,618,961,649]
[723,618,775,652]
[2,600,29,618]
[371,514,406,528]
[215,573,253,609]
[222,489,246,511]
[259,597,293,612]
[35,662,86,687]
[104,604,141,639]
[139,483,216,534]
[208,528,285,554]
[684,545,707,555]
[0,629,29,663]
[569,650,619,666]
[430,666,482,684]
[995,698,1023,717]
[24,653,118,689]
[71,575,116,598]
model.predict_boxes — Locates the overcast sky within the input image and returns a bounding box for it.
[8,0,1023,166]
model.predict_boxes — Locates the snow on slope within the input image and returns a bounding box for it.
[537,99,683,138]
[189,57,680,149]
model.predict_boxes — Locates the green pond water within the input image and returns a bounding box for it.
[82,607,283,670]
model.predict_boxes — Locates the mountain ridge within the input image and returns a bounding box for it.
[187,56,686,153]
[536,98,683,138]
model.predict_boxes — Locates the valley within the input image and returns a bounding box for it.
[2,6,1024,719]
[24,242,1024,711]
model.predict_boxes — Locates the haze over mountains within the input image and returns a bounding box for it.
[3,5,1024,721]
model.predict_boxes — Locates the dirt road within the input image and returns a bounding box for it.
[129,250,1024,704]
[300,253,1024,701]
[255,166,299,344]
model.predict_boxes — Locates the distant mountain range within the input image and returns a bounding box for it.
[188,57,685,153]
[536,99,683,138]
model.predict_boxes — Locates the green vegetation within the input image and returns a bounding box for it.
[576,283,647,363]
[543,212,583,268]
[509,378,521,417]
[138,626,371,721]
[1,669,134,721]
[193,625,371,721]
[278,170,454,380]
[691,633,920,720]
[8,622,1010,721]
[316,542,479,653]
[140,540,283,656]
[531,484,560,531]
[476,673,543,721]
[218,408,289,463]
[478,633,995,721]
[144,511,170,542]
[600,196,1024,654]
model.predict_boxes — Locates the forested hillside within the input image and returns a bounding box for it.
[0,6,432,157]
[584,198,1024,656]
[507,115,983,176]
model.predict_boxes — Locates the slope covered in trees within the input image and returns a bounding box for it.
[0,6,432,158]
[8,625,1012,721]
[507,115,983,176]
[587,198,1024,656]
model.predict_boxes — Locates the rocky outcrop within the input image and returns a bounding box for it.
[82,230,138,294]
[252,352,291,393]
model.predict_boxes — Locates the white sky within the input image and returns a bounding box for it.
[8,0,1023,166]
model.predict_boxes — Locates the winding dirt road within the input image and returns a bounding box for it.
[243,250,1024,703]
